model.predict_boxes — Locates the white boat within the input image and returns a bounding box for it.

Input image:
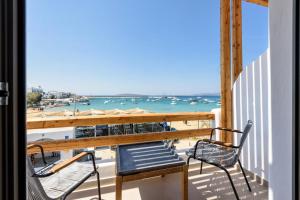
[104,100,110,104]
[77,96,89,102]
[171,101,177,105]
[190,102,197,105]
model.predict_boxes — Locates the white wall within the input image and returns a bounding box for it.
[269,0,294,199]
[27,127,75,159]
[233,50,270,181]
[27,127,75,142]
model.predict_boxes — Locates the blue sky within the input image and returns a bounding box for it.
[26,0,268,95]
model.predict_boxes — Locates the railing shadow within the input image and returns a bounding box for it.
[68,164,268,200]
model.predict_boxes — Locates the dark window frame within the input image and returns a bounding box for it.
[0,0,26,199]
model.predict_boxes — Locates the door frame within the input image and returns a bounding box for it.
[0,0,26,199]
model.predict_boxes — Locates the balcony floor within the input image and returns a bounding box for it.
[68,163,268,200]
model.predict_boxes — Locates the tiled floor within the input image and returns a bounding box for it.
[68,164,268,200]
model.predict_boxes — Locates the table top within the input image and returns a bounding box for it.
[116,141,186,176]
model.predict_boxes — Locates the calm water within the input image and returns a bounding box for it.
[46,96,220,113]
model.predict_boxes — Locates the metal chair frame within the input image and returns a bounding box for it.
[187,120,253,200]
[27,144,101,200]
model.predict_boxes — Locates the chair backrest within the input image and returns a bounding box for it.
[123,124,133,134]
[136,124,146,133]
[237,120,253,156]
[110,125,123,135]
[96,125,109,136]
[26,157,50,200]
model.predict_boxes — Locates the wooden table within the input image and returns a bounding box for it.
[115,141,188,200]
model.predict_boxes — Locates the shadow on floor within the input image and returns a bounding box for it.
[68,164,268,200]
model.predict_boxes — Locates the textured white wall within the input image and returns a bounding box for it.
[233,50,270,182]
[269,0,294,199]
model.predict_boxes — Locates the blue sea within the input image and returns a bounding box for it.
[46,96,220,113]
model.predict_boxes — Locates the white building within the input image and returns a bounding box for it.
[27,127,75,160]
[27,86,43,94]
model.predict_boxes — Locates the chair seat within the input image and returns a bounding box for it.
[39,162,95,199]
[186,141,238,167]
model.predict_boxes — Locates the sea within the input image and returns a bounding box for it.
[46,96,221,113]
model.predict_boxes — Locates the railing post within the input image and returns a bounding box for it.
[220,0,233,143]
[230,0,243,145]
[232,0,243,82]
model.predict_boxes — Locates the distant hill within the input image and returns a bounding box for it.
[190,93,220,96]
[114,93,148,97]
[86,93,220,97]
[87,94,148,97]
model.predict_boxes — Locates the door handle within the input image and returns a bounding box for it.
[0,82,9,106]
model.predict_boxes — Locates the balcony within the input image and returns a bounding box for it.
[27,112,268,200]
[68,163,268,200]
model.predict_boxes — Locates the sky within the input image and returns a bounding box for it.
[26,0,268,96]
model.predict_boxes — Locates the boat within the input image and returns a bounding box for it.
[77,96,89,102]
[188,99,199,103]
[171,101,177,105]
[104,100,110,104]
[190,102,197,105]
[207,100,216,103]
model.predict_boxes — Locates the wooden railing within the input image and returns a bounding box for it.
[27,112,215,154]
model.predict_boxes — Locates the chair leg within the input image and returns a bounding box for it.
[187,156,192,166]
[96,171,102,200]
[221,167,240,200]
[187,156,203,174]
[200,161,203,174]
[238,159,252,192]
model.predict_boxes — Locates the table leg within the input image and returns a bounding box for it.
[116,176,122,200]
[182,165,188,200]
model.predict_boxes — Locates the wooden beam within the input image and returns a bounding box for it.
[230,0,243,144]
[27,112,215,130]
[220,0,232,142]
[27,128,211,154]
[121,166,185,182]
[49,152,88,173]
[243,0,268,7]
[232,0,243,82]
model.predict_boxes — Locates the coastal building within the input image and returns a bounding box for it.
[43,91,72,99]
[27,86,44,94]
[27,127,75,163]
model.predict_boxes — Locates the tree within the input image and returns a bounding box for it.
[27,92,42,107]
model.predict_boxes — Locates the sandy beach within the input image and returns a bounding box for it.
[27,108,212,130]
